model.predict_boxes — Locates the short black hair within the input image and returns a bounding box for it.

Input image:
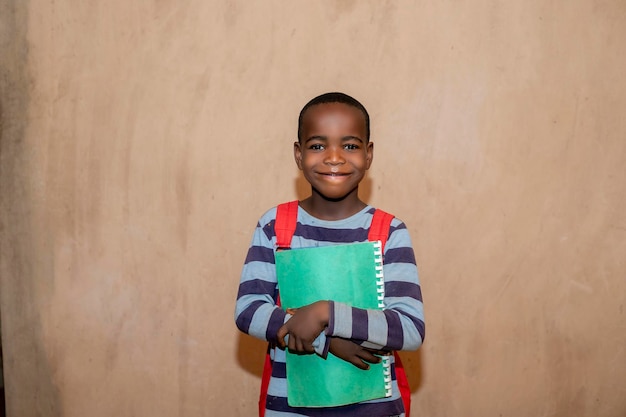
[297,92,370,142]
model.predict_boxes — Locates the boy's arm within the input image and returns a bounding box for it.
[234,214,330,357]
[234,216,287,345]
[326,220,425,351]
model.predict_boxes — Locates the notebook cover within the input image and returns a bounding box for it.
[275,241,391,407]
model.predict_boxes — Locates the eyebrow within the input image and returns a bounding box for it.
[304,135,364,144]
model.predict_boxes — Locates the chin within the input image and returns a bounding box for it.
[313,189,357,202]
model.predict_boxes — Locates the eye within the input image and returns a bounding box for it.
[343,143,360,150]
[309,143,325,151]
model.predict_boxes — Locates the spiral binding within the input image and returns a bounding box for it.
[373,241,385,309]
[373,240,392,397]
[382,356,392,396]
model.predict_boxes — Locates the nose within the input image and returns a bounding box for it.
[324,146,345,165]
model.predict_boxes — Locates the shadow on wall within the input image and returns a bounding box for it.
[398,350,424,394]
[235,333,268,379]
[0,3,63,416]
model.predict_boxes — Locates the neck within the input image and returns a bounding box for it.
[299,189,366,221]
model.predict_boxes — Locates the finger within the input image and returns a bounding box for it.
[288,333,297,352]
[358,351,382,364]
[350,358,370,370]
[302,341,315,354]
[296,338,314,354]
[276,325,288,349]
[364,348,391,356]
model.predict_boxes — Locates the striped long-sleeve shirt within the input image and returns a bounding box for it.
[235,204,425,417]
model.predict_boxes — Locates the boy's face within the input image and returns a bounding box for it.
[294,102,373,202]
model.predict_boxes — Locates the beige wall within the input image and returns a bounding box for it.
[1,1,625,416]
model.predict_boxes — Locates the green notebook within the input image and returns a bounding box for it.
[275,241,392,408]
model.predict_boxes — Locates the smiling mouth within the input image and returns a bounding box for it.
[322,173,348,179]
[320,172,349,177]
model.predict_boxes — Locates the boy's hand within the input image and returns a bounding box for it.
[277,300,329,353]
[329,337,387,370]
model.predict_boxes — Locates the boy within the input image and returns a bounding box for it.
[235,92,425,417]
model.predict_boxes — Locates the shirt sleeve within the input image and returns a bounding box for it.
[325,219,425,351]
[234,212,287,344]
[234,211,330,357]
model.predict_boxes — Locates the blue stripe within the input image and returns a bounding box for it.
[351,308,369,341]
[271,361,287,378]
[393,306,425,343]
[383,310,404,350]
[245,245,275,264]
[235,300,264,333]
[384,247,416,265]
[266,308,286,343]
[262,221,276,240]
[390,222,407,231]
[266,396,404,416]
[237,279,276,299]
[298,223,369,243]
[385,281,422,302]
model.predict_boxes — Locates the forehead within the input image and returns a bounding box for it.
[301,102,367,135]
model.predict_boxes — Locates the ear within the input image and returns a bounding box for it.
[294,141,303,170]
[365,141,374,169]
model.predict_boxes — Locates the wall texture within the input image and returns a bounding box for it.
[1,1,625,416]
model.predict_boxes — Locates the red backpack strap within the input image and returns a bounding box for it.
[274,200,299,249]
[395,354,412,417]
[367,209,395,250]
[369,209,412,416]
[259,346,273,417]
